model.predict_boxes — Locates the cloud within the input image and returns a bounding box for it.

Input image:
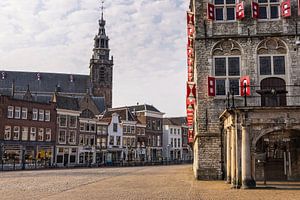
[0,0,189,117]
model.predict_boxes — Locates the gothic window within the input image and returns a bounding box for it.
[100,67,105,82]
[212,40,242,96]
[258,0,280,20]
[214,0,236,21]
[100,39,105,48]
[257,38,287,76]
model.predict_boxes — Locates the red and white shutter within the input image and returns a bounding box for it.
[208,76,216,96]
[187,11,195,25]
[252,2,259,19]
[240,76,250,96]
[281,0,291,18]
[207,3,215,20]
[236,2,245,20]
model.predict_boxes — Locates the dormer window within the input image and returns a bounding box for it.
[1,72,6,80]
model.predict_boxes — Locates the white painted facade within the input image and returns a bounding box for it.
[163,124,183,160]
[107,113,123,162]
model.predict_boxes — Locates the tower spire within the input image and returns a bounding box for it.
[101,0,104,21]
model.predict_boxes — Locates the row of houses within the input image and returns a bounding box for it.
[0,90,192,169]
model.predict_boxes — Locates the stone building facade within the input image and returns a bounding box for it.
[189,0,300,185]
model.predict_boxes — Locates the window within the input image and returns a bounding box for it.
[21,127,28,141]
[131,126,135,133]
[174,138,177,148]
[90,124,96,132]
[90,136,95,146]
[157,136,161,147]
[79,134,84,145]
[39,109,44,121]
[214,56,240,95]
[68,131,76,144]
[147,120,151,129]
[32,108,38,120]
[113,123,118,132]
[13,126,20,140]
[14,107,21,119]
[30,127,36,141]
[58,130,66,144]
[4,126,11,140]
[170,128,173,134]
[116,136,121,146]
[59,115,67,127]
[101,138,107,148]
[7,106,14,118]
[178,139,181,148]
[171,138,173,148]
[21,108,28,119]
[109,136,114,145]
[80,123,85,131]
[69,116,77,128]
[258,0,280,20]
[45,110,51,121]
[259,55,285,75]
[38,128,44,141]
[174,129,177,134]
[215,0,236,21]
[45,128,51,142]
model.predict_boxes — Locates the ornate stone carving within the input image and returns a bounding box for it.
[257,38,287,55]
[212,39,242,56]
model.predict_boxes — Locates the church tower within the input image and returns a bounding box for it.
[90,2,113,108]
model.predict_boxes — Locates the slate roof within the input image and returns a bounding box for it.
[128,104,162,113]
[0,71,90,94]
[102,107,136,121]
[163,117,187,126]
[55,95,80,111]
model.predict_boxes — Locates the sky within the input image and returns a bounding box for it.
[0,0,189,117]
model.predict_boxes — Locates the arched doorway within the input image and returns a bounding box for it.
[258,77,287,107]
[255,129,300,181]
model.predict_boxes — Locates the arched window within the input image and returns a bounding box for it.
[259,77,287,107]
[257,38,288,107]
[257,38,287,76]
[212,39,242,96]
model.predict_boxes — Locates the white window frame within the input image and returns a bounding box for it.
[7,106,14,118]
[45,110,51,122]
[38,128,44,141]
[213,56,241,96]
[258,0,280,21]
[4,126,11,140]
[14,107,21,119]
[214,0,236,22]
[39,109,44,121]
[30,127,36,141]
[58,130,67,144]
[45,128,51,142]
[59,115,67,127]
[21,127,28,141]
[13,126,20,140]
[32,108,38,121]
[258,54,286,77]
[21,108,28,119]
[69,116,77,128]
[68,130,76,144]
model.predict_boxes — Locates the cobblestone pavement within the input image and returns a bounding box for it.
[1,165,300,200]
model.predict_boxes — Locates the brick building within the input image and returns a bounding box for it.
[0,95,56,169]
[188,0,300,188]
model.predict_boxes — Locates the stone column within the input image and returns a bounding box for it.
[241,125,256,189]
[231,126,237,188]
[226,128,231,183]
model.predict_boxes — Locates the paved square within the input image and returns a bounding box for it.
[0,165,300,200]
